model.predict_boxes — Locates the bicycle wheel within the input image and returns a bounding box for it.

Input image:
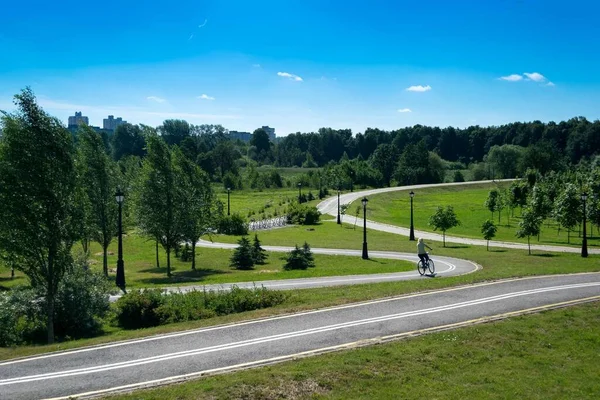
[427,259,435,275]
[417,260,427,276]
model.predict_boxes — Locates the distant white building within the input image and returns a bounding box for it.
[68,112,89,128]
[103,115,127,131]
[229,130,252,142]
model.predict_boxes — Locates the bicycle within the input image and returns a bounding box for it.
[417,252,435,276]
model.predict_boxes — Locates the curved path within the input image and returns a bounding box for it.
[3,273,600,400]
[318,180,600,255]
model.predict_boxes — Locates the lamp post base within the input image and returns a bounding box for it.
[409,226,415,241]
[362,243,368,260]
[582,240,588,258]
[116,260,126,292]
[337,214,341,224]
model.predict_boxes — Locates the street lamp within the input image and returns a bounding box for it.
[582,192,588,258]
[115,188,126,293]
[227,187,231,216]
[337,188,341,224]
[409,191,415,241]
[298,183,302,203]
[362,197,369,259]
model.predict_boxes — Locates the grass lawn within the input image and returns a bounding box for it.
[364,181,600,248]
[106,301,600,400]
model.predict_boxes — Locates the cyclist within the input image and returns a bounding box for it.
[417,238,433,265]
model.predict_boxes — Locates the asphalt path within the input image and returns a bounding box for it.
[108,242,478,302]
[318,179,600,255]
[3,273,600,400]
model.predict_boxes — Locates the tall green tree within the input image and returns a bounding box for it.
[160,119,190,147]
[174,148,216,270]
[484,189,499,221]
[135,135,184,277]
[428,206,460,247]
[250,128,271,161]
[77,126,118,276]
[516,207,543,255]
[111,123,146,161]
[0,88,78,343]
[370,143,397,187]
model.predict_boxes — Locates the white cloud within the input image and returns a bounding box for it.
[198,94,215,100]
[406,85,431,92]
[277,72,303,82]
[253,63,261,68]
[524,72,546,82]
[198,19,208,28]
[499,74,523,81]
[546,81,556,87]
[147,96,166,103]
[397,108,412,113]
[188,34,194,41]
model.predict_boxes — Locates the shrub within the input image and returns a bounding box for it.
[307,191,315,201]
[116,286,287,328]
[252,234,268,265]
[218,213,248,235]
[115,289,165,329]
[230,237,255,270]
[287,203,321,225]
[453,170,465,182]
[283,242,315,270]
[0,288,45,346]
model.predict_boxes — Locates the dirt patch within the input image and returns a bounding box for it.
[223,378,329,400]
[258,270,278,274]
[94,251,115,256]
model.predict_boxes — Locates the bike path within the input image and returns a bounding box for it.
[317,180,600,255]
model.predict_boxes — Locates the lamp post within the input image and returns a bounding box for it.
[582,192,588,258]
[337,189,341,224]
[227,187,231,216]
[298,183,302,203]
[362,197,368,259]
[409,191,415,241]
[115,188,126,293]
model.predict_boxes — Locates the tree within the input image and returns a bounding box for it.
[453,170,465,182]
[481,220,497,251]
[516,207,542,255]
[159,119,190,147]
[77,126,118,276]
[370,143,397,187]
[484,189,499,221]
[283,242,315,270]
[0,88,78,344]
[250,128,271,157]
[111,123,146,161]
[553,183,581,243]
[174,148,216,270]
[252,234,268,265]
[135,135,184,277]
[428,206,460,247]
[529,184,553,230]
[230,237,254,270]
[484,144,526,178]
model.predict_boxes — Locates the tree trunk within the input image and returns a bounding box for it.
[567,229,570,244]
[528,236,531,255]
[487,240,489,251]
[46,286,55,344]
[156,240,160,268]
[167,248,172,277]
[443,231,446,247]
[191,240,197,270]
[498,210,501,224]
[11,266,14,279]
[103,246,108,277]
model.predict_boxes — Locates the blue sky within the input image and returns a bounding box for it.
[1,0,600,136]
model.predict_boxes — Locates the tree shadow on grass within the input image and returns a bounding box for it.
[532,253,557,258]
[443,245,469,249]
[138,268,229,285]
[488,249,508,253]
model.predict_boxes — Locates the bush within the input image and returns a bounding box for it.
[115,289,166,329]
[453,170,465,182]
[283,242,315,270]
[218,213,248,235]
[287,203,321,225]
[0,265,111,345]
[115,286,287,329]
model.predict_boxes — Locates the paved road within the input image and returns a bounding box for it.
[317,180,600,255]
[108,242,478,301]
[3,273,599,400]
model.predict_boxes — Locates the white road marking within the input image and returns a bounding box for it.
[3,282,599,386]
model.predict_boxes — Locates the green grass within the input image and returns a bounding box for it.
[365,182,600,248]
[106,301,600,400]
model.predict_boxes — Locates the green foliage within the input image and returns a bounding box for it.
[111,123,147,161]
[481,219,497,250]
[0,265,111,345]
[286,203,321,225]
[395,141,445,185]
[218,213,249,235]
[302,152,318,168]
[115,286,287,329]
[516,207,543,254]
[230,237,255,270]
[428,206,460,247]
[222,171,242,190]
[0,88,78,344]
[484,189,500,219]
[252,234,268,265]
[553,183,582,243]
[484,144,526,178]
[370,143,398,186]
[283,242,315,270]
[453,170,465,182]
